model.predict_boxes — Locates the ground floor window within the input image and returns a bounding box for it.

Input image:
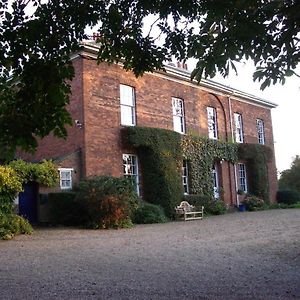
[182,160,189,194]
[238,163,248,193]
[212,164,220,199]
[123,154,140,195]
[58,168,73,189]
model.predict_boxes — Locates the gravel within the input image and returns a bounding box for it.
[0,209,299,299]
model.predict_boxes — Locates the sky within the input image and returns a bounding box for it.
[208,62,300,175]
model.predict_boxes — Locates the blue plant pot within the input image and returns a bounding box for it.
[239,204,246,212]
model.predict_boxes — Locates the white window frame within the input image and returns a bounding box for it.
[123,154,140,196]
[207,107,218,139]
[212,164,220,199]
[182,160,189,195]
[234,113,244,143]
[238,163,248,193]
[172,97,185,134]
[58,168,73,190]
[256,119,265,145]
[120,84,136,126]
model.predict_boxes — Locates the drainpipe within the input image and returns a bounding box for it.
[228,93,239,207]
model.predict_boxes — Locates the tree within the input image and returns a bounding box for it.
[279,155,300,193]
[1,0,299,155]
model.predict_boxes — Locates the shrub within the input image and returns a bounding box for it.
[48,192,84,226]
[0,212,33,240]
[183,194,227,215]
[243,195,264,211]
[133,202,167,224]
[0,166,23,214]
[75,176,139,229]
[276,190,300,205]
[209,200,227,215]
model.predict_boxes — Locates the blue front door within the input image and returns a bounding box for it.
[19,182,38,224]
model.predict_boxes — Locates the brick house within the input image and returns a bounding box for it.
[20,42,278,218]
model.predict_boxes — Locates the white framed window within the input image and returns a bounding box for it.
[182,160,189,194]
[120,84,136,126]
[238,163,247,193]
[172,97,185,134]
[256,119,265,145]
[212,164,220,199]
[58,168,73,190]
[234,113,244,143]
[123,154,140,195]
[207,107,218,139]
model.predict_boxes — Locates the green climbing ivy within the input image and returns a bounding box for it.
[238,143,273,202]
[123,126,182,218]
[182,135,238,198]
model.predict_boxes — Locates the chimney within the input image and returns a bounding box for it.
[177,61,188,70]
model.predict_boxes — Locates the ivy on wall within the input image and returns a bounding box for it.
[124,126,273,212]
[182,135,238,198]
[238,143,273,202]
[123,126,182,218]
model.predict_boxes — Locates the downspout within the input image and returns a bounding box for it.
[228,93,239,207]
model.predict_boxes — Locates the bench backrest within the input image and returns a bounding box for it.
[176,201,195,212]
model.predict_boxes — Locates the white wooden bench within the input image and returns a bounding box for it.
[175,201,204,221]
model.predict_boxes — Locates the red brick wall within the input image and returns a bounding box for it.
[19,56,278,204]
[81,61,277,203]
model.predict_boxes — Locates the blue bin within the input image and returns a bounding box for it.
[239,204,246,212]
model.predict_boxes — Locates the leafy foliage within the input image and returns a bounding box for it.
[243,195,265,211]
[279,155,300,193]
[1,1,299,154]
[0,212,33,240]
[75,176,139,229]
[276,190,300,205]
[133,202,167,224]
[238,143,273,202]
[9,159,59,187]
[182,135,238,198]
[0,165,23,214]
[124,126,182,218]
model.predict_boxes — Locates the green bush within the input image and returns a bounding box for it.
[276,190,300,205]
[133,202,167,224]
[0,212,33,240]
[76,176,139,229]
[244,195,265,211]
[48,192,84,226]
[209,200,227,215]
[183,194,227,215]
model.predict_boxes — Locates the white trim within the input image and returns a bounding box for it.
[58,168,73,190]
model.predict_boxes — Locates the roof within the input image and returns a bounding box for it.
[77,42,278,109]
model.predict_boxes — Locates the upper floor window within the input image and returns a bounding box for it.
[58,168,73,189]
[120,84,136,126]
[256,119,265,145]
[234,113,244,143]
[123,154,140,195]
[207,107,218,139]
[182,160,189,194]
[172,97,185,134]
[237,163,248,193]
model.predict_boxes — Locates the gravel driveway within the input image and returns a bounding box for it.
[0,209,299,299]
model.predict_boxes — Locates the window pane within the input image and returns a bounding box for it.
[121,105,134,126]
[172,98,185,134]
[120,85,134,106]
[123,154,139,195]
